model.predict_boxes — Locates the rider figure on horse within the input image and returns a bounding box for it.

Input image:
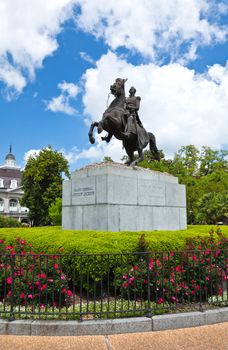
[124,86,149,149]
[124,86,143,133]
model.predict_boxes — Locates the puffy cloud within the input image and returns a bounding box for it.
[0,0,75,97]
[61,135,125,165]
[81,52,228,159]
[46,81,79,116]
[75,0,228,62]
[1,0,227,98]
[23,149,41,163]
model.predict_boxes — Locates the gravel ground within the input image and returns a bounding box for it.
[1,322,228,350]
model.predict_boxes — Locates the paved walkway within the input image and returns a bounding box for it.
[1,322,228,350]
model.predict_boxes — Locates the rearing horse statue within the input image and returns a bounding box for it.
[88,78,160,166]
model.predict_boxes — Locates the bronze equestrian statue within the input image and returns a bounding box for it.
[88,78,160,166]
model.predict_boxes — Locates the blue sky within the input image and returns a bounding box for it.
[0,1,227,171]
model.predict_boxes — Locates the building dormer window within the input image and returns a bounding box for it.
[9,198,18,212]
[0,198,3,211]
[10,179,18,189]
[0,179,4,188]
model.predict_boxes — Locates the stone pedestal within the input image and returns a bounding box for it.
[62,162,187,231]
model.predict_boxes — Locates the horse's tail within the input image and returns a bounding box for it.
[148,132,160,161]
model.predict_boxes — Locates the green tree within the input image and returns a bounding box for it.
[195,193,228,224]
[49,197,62,226]
[21,147,70,226]
[138,145,228,224]
[199,147,228,176]
[103,156,114,162]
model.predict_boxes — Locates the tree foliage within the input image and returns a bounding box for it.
[139,145,228,225]
[21,147,69,226]
[49,197,62,226]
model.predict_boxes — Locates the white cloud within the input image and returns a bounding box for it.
[0,0,75,97]
[80,52,228,160]
[75,0,228,62]
[61,136,125,166]
[23,149,41,163]
[46,81,79,116]
[80,52,95,65]
[1,0,227,98]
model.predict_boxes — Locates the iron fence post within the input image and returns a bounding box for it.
[9,254,15,321]
[146,253,152,318]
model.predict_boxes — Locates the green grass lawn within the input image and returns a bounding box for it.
[0,225,227,254]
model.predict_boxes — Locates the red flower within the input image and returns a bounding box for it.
[20,293,25,299]
[157,298,164,304]
[6,277,12,284]
[40,284,47,291]
[122,282,129,288]
[54,263,59,269]
[0,239,4,243]
[67,290,73,296]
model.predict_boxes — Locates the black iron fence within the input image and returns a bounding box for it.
[0,250,227,321]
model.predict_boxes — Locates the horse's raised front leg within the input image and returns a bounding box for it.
[101,133,113,143]
[88,122,99,144]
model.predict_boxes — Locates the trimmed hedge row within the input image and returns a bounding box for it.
[0,225,227,254]
[1,226,227,299]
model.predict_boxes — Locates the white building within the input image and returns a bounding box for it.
[0,146,29,224]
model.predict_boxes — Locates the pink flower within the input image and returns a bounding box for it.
[5,246,14,250]
[129,277,135,284]
[0,239,4,243]
[54,263,59,269]
[171,296,176,303]
[60,275,66,280]
[67,290,73,297]
[6,277,12,284]
[28,294,33,299]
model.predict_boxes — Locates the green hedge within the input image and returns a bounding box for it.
[0,225,227,254]
[1,226,227,296]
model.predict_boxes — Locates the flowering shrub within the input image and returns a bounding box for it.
[0,238,74,307]
[121,229,228,304]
